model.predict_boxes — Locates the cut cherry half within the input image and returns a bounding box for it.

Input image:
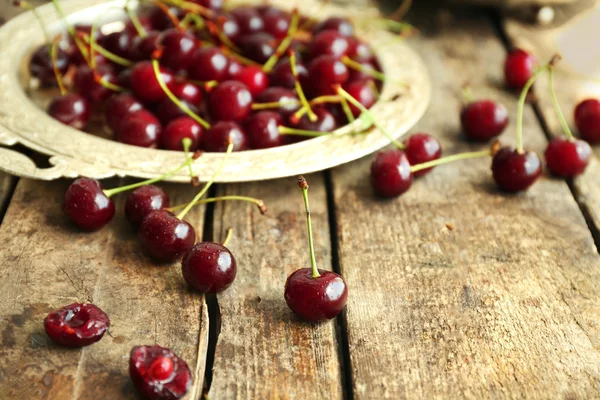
[44,303,110,347]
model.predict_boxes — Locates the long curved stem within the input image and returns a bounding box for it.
[290,52,317,122]
[410,149,490,173]
[167,195,267,214]
[297,176,319,279]
[548,67,574,139]
[221,228,233,247]
[516,66,548,153]
[50,40,67,95]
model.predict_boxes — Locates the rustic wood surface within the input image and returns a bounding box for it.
[3,1,600,399]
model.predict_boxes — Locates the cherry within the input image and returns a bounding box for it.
[491,147,542,192]
[156,98,200,125]
[47,93,91,130]
[131,31,161,61]
[171,81,203,105]
[64,178,115,231]
[202,121,249,152]
[346,38,373,62]
[124,15,155,36]
[240,32,276,64]
[157,29,197,70]
[190,0,223,11]
[44,303,110,347]
[544,138,591,177]
[147,5,184,31]
[125,185,170,227]
[370,149,413,198]
[208,81,253,122]
[574,99,600,143]
[74,64,117,104]
[131,61,175,103]
[403,133,442,177]
[347,60,377,83]
[234,66,269,96]
[262,10,290,39]
[289,107,337,137]
[245,111,284,149]
[117,68,133,89]
[284,177,348,322]
[207,13,240,45]
[101,30,134,59]
[182,242,237,292]
[188,47,230,82]
[231,6,264,35]
[129,346,191,400]
[461,100,509,141]
[343,79,377,117]
[227,58,243,78]
[313,17,354,37]
[105,93,144,132]
[308,31,350,60]
[270,59,308,89]
[504,49,536,89]
[139,209,196,261]
[307,55,349,96]
[256,87,299,116]
[161,117,203,151]
[117,112,162,148]
[29,45,69,87]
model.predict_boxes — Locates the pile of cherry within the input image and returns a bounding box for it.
[29,0,383,151]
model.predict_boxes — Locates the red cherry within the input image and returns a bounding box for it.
[44,303,110,347]
[202,121,249,152]
[313,17,354,37]
[139,209,196,262]
[227,58,243,78]
[156,98,201,125]
[157,29,197,70]
[240,32,276,64]
[256,87,299,116]
[117,112,162,148]
[504,49,536,89]
[208,13,240,45]
[131,31,160,61]
[245,111,284,149]
[308,30,350,60]
[147,5,185,31]
[544,137,591,177]
[208,81,253,122]
[347,60,377,83]
[48,93,91,130]
[74,64,117,104]
[231,6,264,35]
[125,185,170,227]
[287,107,337,144]
[284,269,348,322]
[343,79,377,117]
[29,44,69,87]
[307,55,349,96]
[403,133,442,177]
[346,38,373,62]
[491,147,542,192]
[370,149,413,198]
[64,178,115,231]
[105,93,144,132]
[117,68,133,89]
[270,59,308,89]
[131,61,175,104]
[129,346,191,400]
[188,47,230,82]
[461,100,509,141]
[574,99,600,143]
[181,242,237,292]
[262,11,290,39]
[171,81,203,105]
[161,117,203,151]
[189,0,223,11]
[234,66,269,96]
[101,30,134,59]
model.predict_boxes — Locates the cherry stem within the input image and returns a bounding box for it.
[262,10,300,73]
[205,20,237,51]
[181,137,197,180]
[410,149,491,173]
[17,1,51,45]
[103,158,195,198]
[461,86,474,104]
[151,59,211,129]
[176,143,234,220]
[516,65,549,153]
[51,0,89,63]
[83,33,134,67]
[388,0,413,21]
[251,100,299,110]
[221,47,260,67]
[289,51,317,122]
[339,96,355,123]
[342,56,387,82]
[125,0,147,37]
[337,86,405,149]
[50,39,67,95]
[94,73,127,92]
[547,59,574,140]
[297,176,320,279]
[153,0,184,31]
[221,227,233,247]
[278,126,328,137]
[164,0,214,19]
[167,195,267,214]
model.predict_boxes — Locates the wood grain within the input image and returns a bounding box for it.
[332,5,600,399]
[208,175,344,399]
[0,179,208,399]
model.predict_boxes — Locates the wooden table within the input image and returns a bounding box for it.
[2,1,600,399]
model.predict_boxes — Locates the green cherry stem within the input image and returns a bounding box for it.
[547,55,573,139]
[151,59,211,129]
[290,51,317,122]
[278,126,329,137]
[167,195,267,214]
[176,143,234,220]
[51,40,67,95]
[341,56,387,82]
[221,227,233,247]
[516,64,549,153]
[125,0,147,37]
[410,149,491,173]
[181,137,197,180]
[339,96,355,123]
[84,32,134,68]
[51,0,89,63]
[297,176,319,279]
[461,86,474,104]
[262,10,300,73]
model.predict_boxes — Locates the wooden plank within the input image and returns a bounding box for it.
[0,179,208,399]
[0,171,17,223]
[332,5,600,399]
[208,174,343,399]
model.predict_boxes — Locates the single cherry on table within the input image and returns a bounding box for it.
[182,238,237,293]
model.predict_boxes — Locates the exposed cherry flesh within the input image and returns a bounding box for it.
[44,303,110,347]
[64,178,115,231]
[574,99,600,143]
[129,345,192,400]
[491,147,542,192]
[370,149,413,198]
[202,121,249,152]
[161,117,203,151]
[182,242,237,293]
[48,93,91,130]
[403,133,442,177]
[544,138,592,178]
[125,185,170,227]
[139,209,196,262]
[504,49,536,90]
[461,100,509,141]
[208,81,253,122]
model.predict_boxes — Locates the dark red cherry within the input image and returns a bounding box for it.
[157,29,197,70]
[346,38,373,62]
[129,345,191,400]
[125,185,170,227]
[117,68,133,89]
[461,100,509,141]
[208,81,252,122]
[231,6,264,35]
[256,87,299,116]
[161,117,203,151]
[403,133,442,177]
[44,303,110,347]
[491,147,542,192]
[227,58,243,78]
[284,269,348,322]
[308,31,350,60]
[156,98,200,125]
[270,59,308,89]
[64,178,115,231]
[245,111,284,149]
[307,55,349,96]
[313,17,354,37]
[105,93,144,131]
[574,99,600,143]
[117,112,162,148]
[131,61,175,103]
[288,107,337,144]
[504,49,536,90]
[240,32,276,64]
[102,30,134,59]
[189,0,223,11]
[147,5,185,31]
[139,209,196,262]
[202,121,249,152]
[182,242,237,293]
[347,60,377,83]
[370,149,413,198]
[124,15,155,36]
[188,47,230,82]
[343,79,377,117]
[48,93,91,130]
[234,66,268,96]
[262,11,290,39]
[74,64,117,104]
[171,81,203,105]
[544,137,591,177]
[131,31,160,61]
[208,13,240,45]
[29,45,69,87]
